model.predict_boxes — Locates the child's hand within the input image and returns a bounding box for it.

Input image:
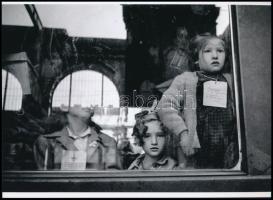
[180,131,195,156]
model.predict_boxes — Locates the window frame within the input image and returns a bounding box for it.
[3,5,249,189]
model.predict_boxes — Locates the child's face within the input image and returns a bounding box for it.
[68,105,93,121]
[198,38,226,73]
[142,120,166,158]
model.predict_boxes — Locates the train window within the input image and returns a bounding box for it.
[3,3,272,196]
[3,3,245,176]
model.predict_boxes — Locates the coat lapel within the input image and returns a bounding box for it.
[86,127,102,159]
[55,128,78,150]
[87,127,101,146]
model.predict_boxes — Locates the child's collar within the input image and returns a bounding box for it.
[196,71,221,82]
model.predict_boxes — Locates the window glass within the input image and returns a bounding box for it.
[35,4,126,39]
[2,3,242,172]
[2,4,33,27]
[52,70,119,108]
[2,69,23,111]
[51,75,70,108]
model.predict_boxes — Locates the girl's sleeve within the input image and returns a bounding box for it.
[157,75,188,137]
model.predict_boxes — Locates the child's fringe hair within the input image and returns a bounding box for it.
[132,111,171,146]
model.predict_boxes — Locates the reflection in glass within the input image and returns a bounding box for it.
[2,69,23,111]
[2,3,241,171]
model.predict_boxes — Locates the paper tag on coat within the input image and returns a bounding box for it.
[203,81,227,108]
[61,150,87,170]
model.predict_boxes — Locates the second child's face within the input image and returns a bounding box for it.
[198,38,226,73]
[69,105,93,121]
[142,120,166,158]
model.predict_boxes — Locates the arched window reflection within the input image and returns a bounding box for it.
[2,69,23,111]
[52,70,120,108]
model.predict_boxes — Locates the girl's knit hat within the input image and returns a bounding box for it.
[134,100,158,123]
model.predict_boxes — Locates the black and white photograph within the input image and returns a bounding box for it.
[1,1,271,198]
